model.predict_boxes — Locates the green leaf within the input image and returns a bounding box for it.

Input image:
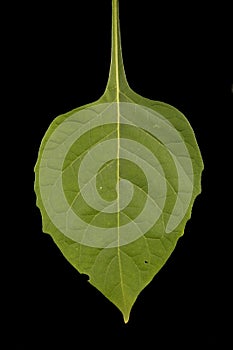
[34,0,204,323]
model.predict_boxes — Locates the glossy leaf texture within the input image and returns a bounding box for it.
[34,0,204,323]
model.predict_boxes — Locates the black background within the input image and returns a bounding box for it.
[7,1,232,348]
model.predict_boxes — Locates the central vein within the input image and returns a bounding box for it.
[114,0,120,221]
[113,0,126,313]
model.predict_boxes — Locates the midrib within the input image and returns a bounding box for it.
[113,0,126,310]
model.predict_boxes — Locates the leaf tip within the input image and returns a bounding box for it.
[123,312,130,324]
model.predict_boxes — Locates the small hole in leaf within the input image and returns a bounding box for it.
[144,260,148,264]
[81,273,89,281]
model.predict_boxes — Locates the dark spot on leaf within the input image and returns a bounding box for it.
[144,260,148,264]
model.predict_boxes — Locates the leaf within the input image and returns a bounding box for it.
[34,0,204,323]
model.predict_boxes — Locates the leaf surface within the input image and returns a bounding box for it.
[34,0,204,322]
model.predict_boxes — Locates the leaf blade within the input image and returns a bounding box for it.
[34,0,204,323]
